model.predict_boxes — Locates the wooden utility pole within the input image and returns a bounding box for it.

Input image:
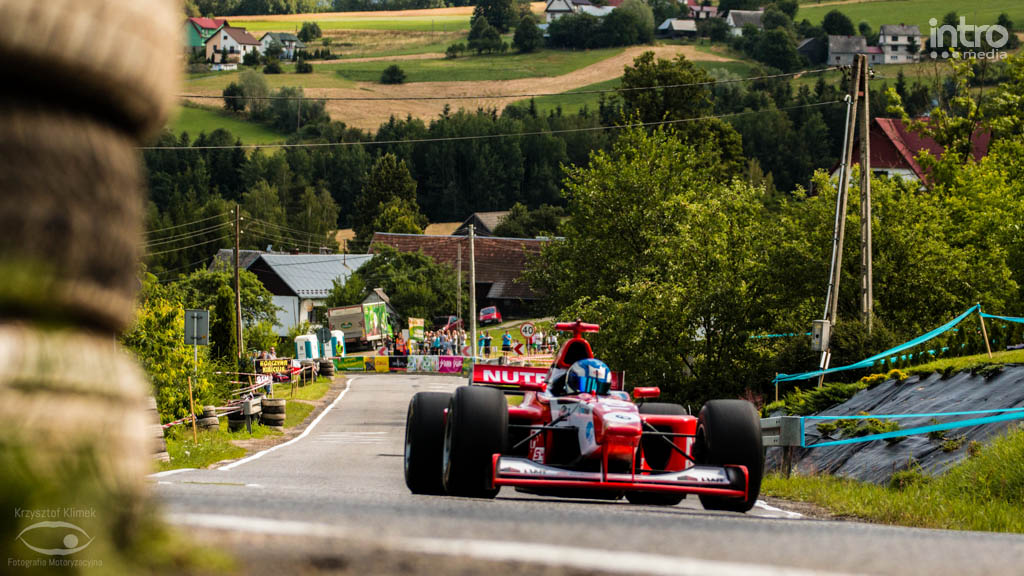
[234,205,244,359]
[858,54,874,334]
[469,225,477,359]
[828,55,863,329]
[979,304,993,359]
[456,243,462,322]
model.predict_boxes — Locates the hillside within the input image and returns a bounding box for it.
[799,0,1024,32]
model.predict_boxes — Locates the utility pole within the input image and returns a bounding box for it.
[469,225,477,360]
[456,243,462,322]
[858,54,874,334]
[234,205,244,360]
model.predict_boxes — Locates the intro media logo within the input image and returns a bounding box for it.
[928,16,1010,60]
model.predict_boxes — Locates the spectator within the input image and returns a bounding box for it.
[548,332,558,352]
[502,330,512,357]
[484,332,493,357]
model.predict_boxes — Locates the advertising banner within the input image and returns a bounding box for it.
[374,356,390,372]
[389,356,408,372]
[408,318,425,341]
[337,357,365,372]
[470,364,623,390]
[255,358,292,374]
[438,356,463,373]
[363,302,389,341]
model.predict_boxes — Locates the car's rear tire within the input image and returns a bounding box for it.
[627,403,688,506]
[694,399,763,512]
[404,391,452,495]
[443,386,507,498]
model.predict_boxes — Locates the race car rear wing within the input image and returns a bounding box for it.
[470,364,623,392]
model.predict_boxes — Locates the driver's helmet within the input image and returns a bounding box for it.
[566,359,613,395]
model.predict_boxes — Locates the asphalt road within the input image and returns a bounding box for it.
[153,374,1024,576]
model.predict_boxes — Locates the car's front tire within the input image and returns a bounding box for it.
[693,399,763,512]
[404,391,452,494]
[442,386,507,498]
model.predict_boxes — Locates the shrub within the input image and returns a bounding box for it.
[889,464,930,490]
[512,14,542,53]
[815,421,838,436]
[296,57,313,74]
[242,49,262,67]
[298,21,323,43]
[222,82,246,112]
[263,59,283,74]
[380,64,406,84]
[942,434,967,452]
[886,368,908,383]
[445,43,465,59]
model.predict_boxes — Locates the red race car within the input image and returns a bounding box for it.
[404,321,764,511]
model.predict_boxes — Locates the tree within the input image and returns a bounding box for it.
[756,28,800,72]
[512,14,542,53]
[265,40,284,60]
[468,15,503,54]
[620,52,712,121]
[492,202,564,238]
[616,0,655,43]
[263,59,283,74]
[372,196,428,235]
[353,245,460,320]
[822,9,855,36]
[239,69,269,118]
[381,64,406,84]
[698,17,731,42]
[718,0,761,11]
[296,57,313,73]
[174,266,279,327]
[223,82,246,112]
[774,0,798,20]
[472,0,516,33]
[210,283,239,361]
[293,184,340,244]
[762,8,792,31]
[325,273,367,308]
[298,21,322,42]
[353,153,420,245]
[242,180,287,235]
[242,49,262,66]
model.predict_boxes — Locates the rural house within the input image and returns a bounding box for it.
[205,26,261,63]
[370,233,546,316]
[877,24,922,64]
[832,118,990,183]
[245,253,374,336]
[827,35,883,66]
[685,0,718,20]
[184,17,227,54]
[725,10,763,36]
[544,0,623,23]
[259,32,306,60]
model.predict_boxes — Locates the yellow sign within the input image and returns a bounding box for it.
[374,356,389,372]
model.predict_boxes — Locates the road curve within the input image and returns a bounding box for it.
[153,374,1024,575]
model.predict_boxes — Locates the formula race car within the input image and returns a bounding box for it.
[404,321,764,511]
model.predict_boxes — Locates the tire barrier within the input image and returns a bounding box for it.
[196,416,220,431]
[227,410,247,433]
[201,405,217,419]
[260,398,287,429]
[319,359,335,377]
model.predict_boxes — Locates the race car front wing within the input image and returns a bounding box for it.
[491,455,749,499]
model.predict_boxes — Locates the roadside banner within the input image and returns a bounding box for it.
[363,302,389,341]
[438,356,462,373]
[420,355,439,373]
[374,356,389,372]
[409,318,425,341]
[255,358,292,374]
[337,357,365,372]
[471,364,623,390]
[389,356,408,372]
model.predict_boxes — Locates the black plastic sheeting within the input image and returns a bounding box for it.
[766,366,1024,484]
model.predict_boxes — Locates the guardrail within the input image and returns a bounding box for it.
[760,416,802,477]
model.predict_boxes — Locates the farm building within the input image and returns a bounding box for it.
[205,26,261,63]
[828,35,883,66]
[658,19,698,38]
[369,233,547,316]
[544,0,624,22]
[725,10,763,36]
[452,211,511,237]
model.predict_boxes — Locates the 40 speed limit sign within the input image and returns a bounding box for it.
[520,322,536,338]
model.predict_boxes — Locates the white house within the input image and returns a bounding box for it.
[725,10,763,36]
[544,0,623,23]
[877,24,921,64]
[828,35,884,66]
[259,32,306,60]
[205,26,261,63]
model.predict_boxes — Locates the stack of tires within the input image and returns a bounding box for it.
[319,359,335,378]
[227,409,247,432]
[196,405,219,432]
[260,397,286,429]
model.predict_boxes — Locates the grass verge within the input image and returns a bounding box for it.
[763,425,1024,533]
[167,105,289,144]
[159,418,282,471]
[284,400,316,428]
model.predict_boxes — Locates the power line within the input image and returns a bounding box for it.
[140,100,844,151]
[144,212,230,236]
[142,221,232,248]
[155,256,217,281]
[145,234,232,257]
[247,217,325,240]
[178,67,839,103]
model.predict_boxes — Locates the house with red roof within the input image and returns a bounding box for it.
[205,26,261,63]
[833,118,991,183]
[184,17,228,54]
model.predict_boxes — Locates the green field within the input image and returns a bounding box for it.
[185,65,358,91]
[167,105,288,144]
[234,15,470,33]
[523,59,755,115]
[798,0,1024,33]
[329,47,625,83]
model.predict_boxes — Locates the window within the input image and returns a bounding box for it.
[891,35,897,42]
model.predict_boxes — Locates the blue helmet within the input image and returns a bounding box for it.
[567,359,613,395]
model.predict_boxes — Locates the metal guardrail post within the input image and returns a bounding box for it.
[761,416,803,478]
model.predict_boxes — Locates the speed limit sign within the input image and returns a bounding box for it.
[520,322,536,338]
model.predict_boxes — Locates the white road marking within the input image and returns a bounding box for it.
[755,500,804,519]
[148,468,196,479]
[218,377,357,471]
[165,513,853,576]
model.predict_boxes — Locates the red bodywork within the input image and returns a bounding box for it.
[469,321,751,501]
[479,306,502,325]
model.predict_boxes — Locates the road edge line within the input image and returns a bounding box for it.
[218,376,356,471]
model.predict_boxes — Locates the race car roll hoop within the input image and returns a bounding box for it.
[404,321,764,511]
